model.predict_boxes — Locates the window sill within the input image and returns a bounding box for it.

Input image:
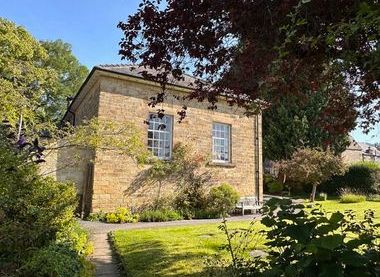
[207,162,236,168]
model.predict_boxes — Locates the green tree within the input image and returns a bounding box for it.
[0,18,151,172]
[264,91,352,161]
[281,148,345,202]
[0,18,57,131]
[0,19,88,134]
[41,40,88,122]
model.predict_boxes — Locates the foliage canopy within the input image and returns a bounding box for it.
[281,148,345,201]
[118,0,379,133]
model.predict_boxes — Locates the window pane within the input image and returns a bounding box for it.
[212,123,230,162]
[147,113,173,160]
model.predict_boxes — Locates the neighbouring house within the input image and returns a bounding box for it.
[342,136,380,164]
[264,137,380,180]
[42,65,263,215]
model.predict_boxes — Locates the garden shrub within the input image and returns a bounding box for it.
[193,209,223,219]
[104,207,139,223]
[105,212,119,223]
[142,143,212,219]
[340,193,366,203]
[56,221,94,256]
[260,199,379,275]
[206,184,240,217]
[149,195,175,210]
[20,244,84,277]
[0,134,92,275]
[320,161,380,194]
[86,211,106,222]
[264,174,283,194]
[367,194,380,202]
[211,198,380,276]
[339,189,366,203]
[139,209,183,222]
[174,173,210,219]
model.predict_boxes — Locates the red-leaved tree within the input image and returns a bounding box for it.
[118,0,379,134]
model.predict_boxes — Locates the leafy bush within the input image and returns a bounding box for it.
[174,173,210,219]
[105,213,119,223]
[0,135,92,275]
[264,175,283,194]
[149,195,175,210]
[212,198,380,276]
[104,207,139,223]
[86,211,106,221]
[139,209,183,222]
[20,244,84,277]
[260,199,379,275]
[206,184,240,217]
[340,193,366,203]
[339,189,366,203]
[56,221,93,256]
[321,161,380,194]
[142,143,212,219]
[367,194,380,202]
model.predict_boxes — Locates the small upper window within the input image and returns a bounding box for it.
[147,114,173,160]
[212,123,231,163]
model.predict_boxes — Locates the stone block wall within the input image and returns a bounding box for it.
[40,80,100,214]
[342,149,363,164]
[88,75,263,212]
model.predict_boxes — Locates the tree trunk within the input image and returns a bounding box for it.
[310,183,317,202]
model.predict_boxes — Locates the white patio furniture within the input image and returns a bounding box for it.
[236,196,263,215]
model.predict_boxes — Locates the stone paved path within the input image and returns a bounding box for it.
[80,214,260,277]
[91,233,119,277]
[81,195,297,276]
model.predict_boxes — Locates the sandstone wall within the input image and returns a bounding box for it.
[89,75,263,212]
[39,80,100,214]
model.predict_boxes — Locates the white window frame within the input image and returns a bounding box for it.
[212,122,231,163]
[147,113,173,160]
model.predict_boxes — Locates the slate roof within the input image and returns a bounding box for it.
[346,136,380,157]
[96,64,199,89]
[347,136,362,151]
[359,142,380,156]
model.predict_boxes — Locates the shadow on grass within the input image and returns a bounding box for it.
[115,239,227,277]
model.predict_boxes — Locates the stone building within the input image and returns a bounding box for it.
[342,136,380,164]
[341,137,363,164]
[46,65,263,214]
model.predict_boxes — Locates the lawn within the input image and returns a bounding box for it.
[111,200,380,277]
[111,220,263,277]
[313,199,380,222]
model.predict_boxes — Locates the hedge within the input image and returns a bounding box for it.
[320,161,380,194]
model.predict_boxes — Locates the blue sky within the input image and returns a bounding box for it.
[1,0,378,143]
[1,0,140,67]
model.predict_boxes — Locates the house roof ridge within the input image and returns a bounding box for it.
[97,63,135,68]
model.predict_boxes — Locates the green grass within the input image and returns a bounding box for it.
[313,199,380,222]
[111,220,263,277]
[111,200,380,277]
